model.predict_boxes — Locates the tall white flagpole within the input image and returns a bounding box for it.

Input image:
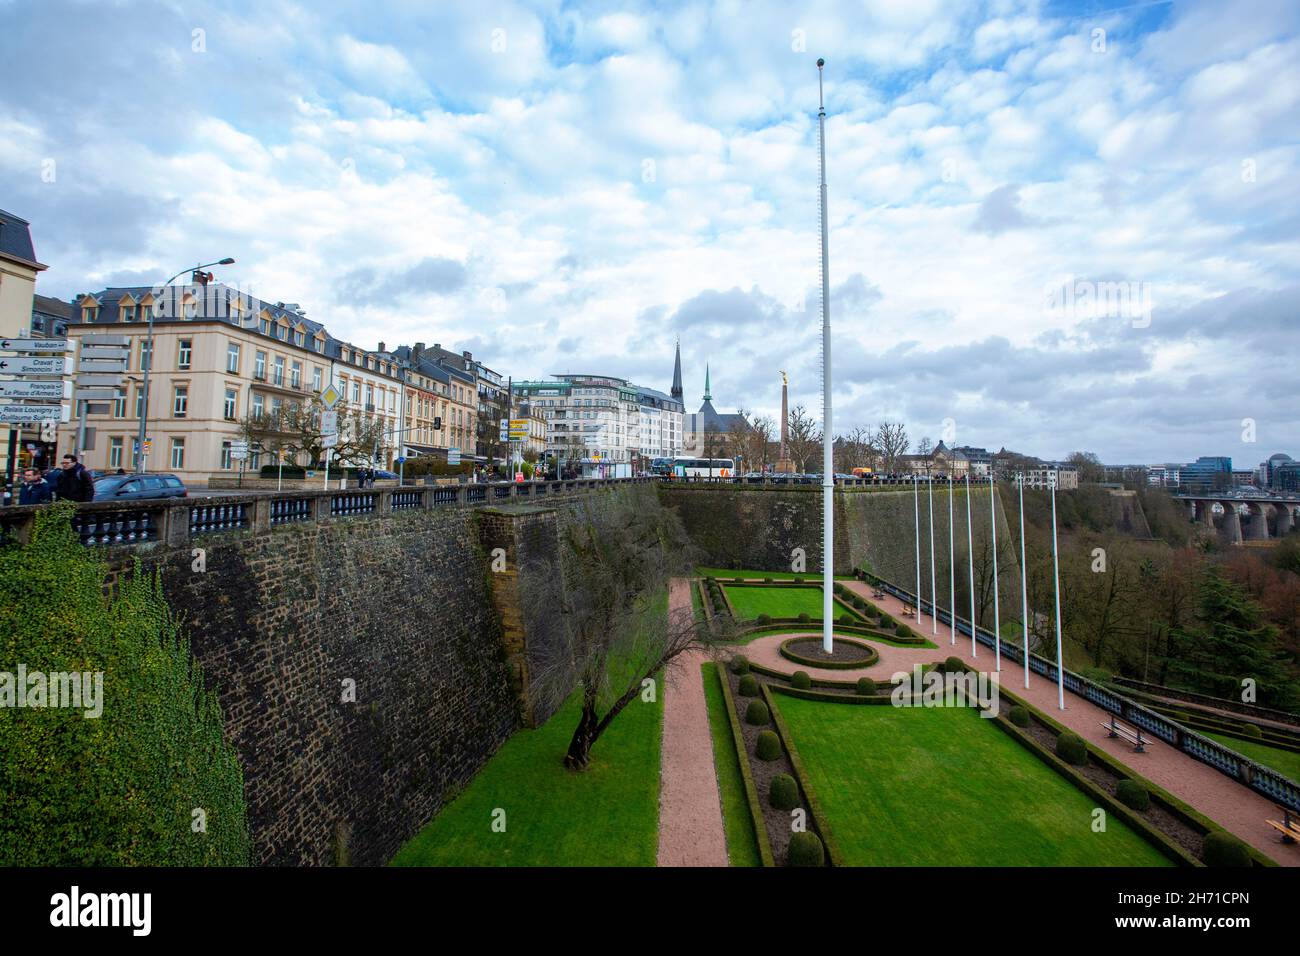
[817,58,834,655]
[928,471,937,635]
[1017,472,1030,688]
[966,472,976,657]
[913,473,922,624]
[989,472,1001,672]
[1050,470,1065,709]
[948,473,956,645]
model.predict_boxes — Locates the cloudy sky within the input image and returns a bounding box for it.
[2,0,1297,464]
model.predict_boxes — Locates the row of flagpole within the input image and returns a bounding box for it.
[910,470,1067,709]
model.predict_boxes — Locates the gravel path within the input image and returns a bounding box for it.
[656,578,728,867]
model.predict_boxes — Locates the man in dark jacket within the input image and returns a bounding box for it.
[19,468,53,506]
[54,453,95,502]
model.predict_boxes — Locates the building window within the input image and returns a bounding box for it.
[273,356,285,385]
[227,342,241,374]
[178,339,192,370]
[109,437,123,469]
[352,383,360,403]
[140,339,152,371]
[220,441,233,470]
[290,361,302,388]
[134,388,145,419]
[82,306,99,323]
[224,388,237,420]
[259,318,270,335]
[252,393,265,419]
[270,397,282,417]
[119,305,136,322]
[173,386,188,418]
[141,304,153,323]
[312,367,322,391]
[294,330,305,347]
[113,388,127,418]
[254,351,266,380]
[170,438,185,470]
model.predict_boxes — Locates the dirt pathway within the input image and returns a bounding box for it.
[656,578,728,867]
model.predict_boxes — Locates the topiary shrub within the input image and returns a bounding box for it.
[755,730,782,761]
[787,831,824,867]
[745,699,770,725]
[839,613,854,625]
[0,504,250,865]
[1241,722,1263,739]
[856,677,876,696]
[896,622,911,638]
[1202,831,1251,867]
[730,655,750,675]
[1055,731,1089,766]
[738,674,760,697]
[945,656,966,672]
[791,671,811,689]
[797,612,811,624]
[764,577,773,584]
[1008,705,1031,727]
[756,614,771,626]
[1115,779,1150,811]
[769,773,799,810]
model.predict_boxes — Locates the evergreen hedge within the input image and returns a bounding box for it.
[0,504,250,865]
[787,831,824,866]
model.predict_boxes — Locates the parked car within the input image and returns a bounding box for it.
[92,473,188,501]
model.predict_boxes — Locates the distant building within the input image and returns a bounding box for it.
[952,445,993,478]
[1231,469,1258,488]
[0,210,50,484]
[1023,463,1079,490]
[1276,461,1300,493]
[683,364,747,458]
[1264,452,1294,488]
[1181,455,1232,492]
[31,294,71,339]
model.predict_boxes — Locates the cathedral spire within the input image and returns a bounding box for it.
[671,337,683,401]
[703,363,712,402]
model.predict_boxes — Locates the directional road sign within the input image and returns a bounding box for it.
[0,355,68,375]
[320,383,342,408]
[0,379,71,399]
[0,402,71,424]
[0,337,70,352]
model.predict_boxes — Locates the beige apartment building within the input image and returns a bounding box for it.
[1,210,50,483]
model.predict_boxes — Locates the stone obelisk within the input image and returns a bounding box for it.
[775,370,795,473]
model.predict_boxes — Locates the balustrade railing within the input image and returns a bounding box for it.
[270,497,313,526]
[73,508,162,546]
[189,503,250,536]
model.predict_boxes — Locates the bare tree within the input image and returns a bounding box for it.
[873,420,910,474]
[239,398,387,469]
[916,436,933,457]
[787,404,822,473]
[521,489,714,769]
[1066,451,1106,484]
[834,425,874,474]
[731,409,774,473]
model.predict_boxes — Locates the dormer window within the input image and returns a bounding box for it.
[294,330,305,347]
[119,305,137,322]
[259,318,270,335]
[82,305,99,322]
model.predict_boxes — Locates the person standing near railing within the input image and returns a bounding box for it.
[54,454,95,503]
[18,468,52,506]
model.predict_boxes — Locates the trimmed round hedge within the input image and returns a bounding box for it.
[1241,722,1263,739]
[1115,779,1150,811]
[791,670,812,690]
[944,656,966,672]
[797,612,811,624]
[1055,731,1089,766]
[756,614,772,626]
[769,773,799,810]
[1008,705,1031,727]
[755,730,782,761]
[895,622,911,637]
[779,636,878,670]
[730,655,750,675]
[745,700,770,725]
[1202,831,1251,867]
[856,676,876,696]
[787,831,824,867]
[738,674,760,697]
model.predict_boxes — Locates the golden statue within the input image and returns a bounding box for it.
[780,369,788,386]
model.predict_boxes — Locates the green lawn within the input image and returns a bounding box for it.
[701,662,761,867]
[1204,732,1300,784]
[390,677,663,867]
[699,567,854,580]
[775,696,1173,867]
[723,584,862,622]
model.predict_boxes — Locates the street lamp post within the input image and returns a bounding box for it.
[137,258,234,473]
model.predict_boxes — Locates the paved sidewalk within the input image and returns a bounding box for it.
[656,578,728,867]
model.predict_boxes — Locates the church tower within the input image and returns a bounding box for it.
[671,338,683,402]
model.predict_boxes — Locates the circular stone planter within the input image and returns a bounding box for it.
[779,636,879,670]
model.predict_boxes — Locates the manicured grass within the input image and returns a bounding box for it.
[701,662,761,867]
[699,567,854,580]
[1204,732,1300,784]
[775,696,1173,867]
[390,677,663,867]
[723,583,863,622]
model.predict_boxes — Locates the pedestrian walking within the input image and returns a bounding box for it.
[19,468,53,506]
[54,453,95,502]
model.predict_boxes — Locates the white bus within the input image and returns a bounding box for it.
[672,457,735,479]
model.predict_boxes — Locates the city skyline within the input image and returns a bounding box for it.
[3,0,1298,462]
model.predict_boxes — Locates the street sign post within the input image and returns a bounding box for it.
[0,380,72,400]
[448,447,461,466]
[0,403,71,424]
[0,355,68,375]
[0,337,70,352]
[320,383,341,408]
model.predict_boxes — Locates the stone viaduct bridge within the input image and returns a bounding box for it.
[1174,493,1300,544]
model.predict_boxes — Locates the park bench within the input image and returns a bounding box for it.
[1101,715,1149,753]
[871,587,885,600]
[901,602,915,617]
[1266,806,1300,844]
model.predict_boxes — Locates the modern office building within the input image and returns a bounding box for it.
[1180,455,1233,492]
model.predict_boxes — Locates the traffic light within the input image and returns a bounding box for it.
[433,416,442,431]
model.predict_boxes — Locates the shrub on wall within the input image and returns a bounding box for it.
[0,504,250,866]
[1202,831,1251,867]
[787,831,824,867]
[791,671,812,690]
[1115,779,1150,811]
[745,700,770,725]
[769,773,799,810]
[738,674,760,697]
[755,730,782,761]
[1055,731,1089,766]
